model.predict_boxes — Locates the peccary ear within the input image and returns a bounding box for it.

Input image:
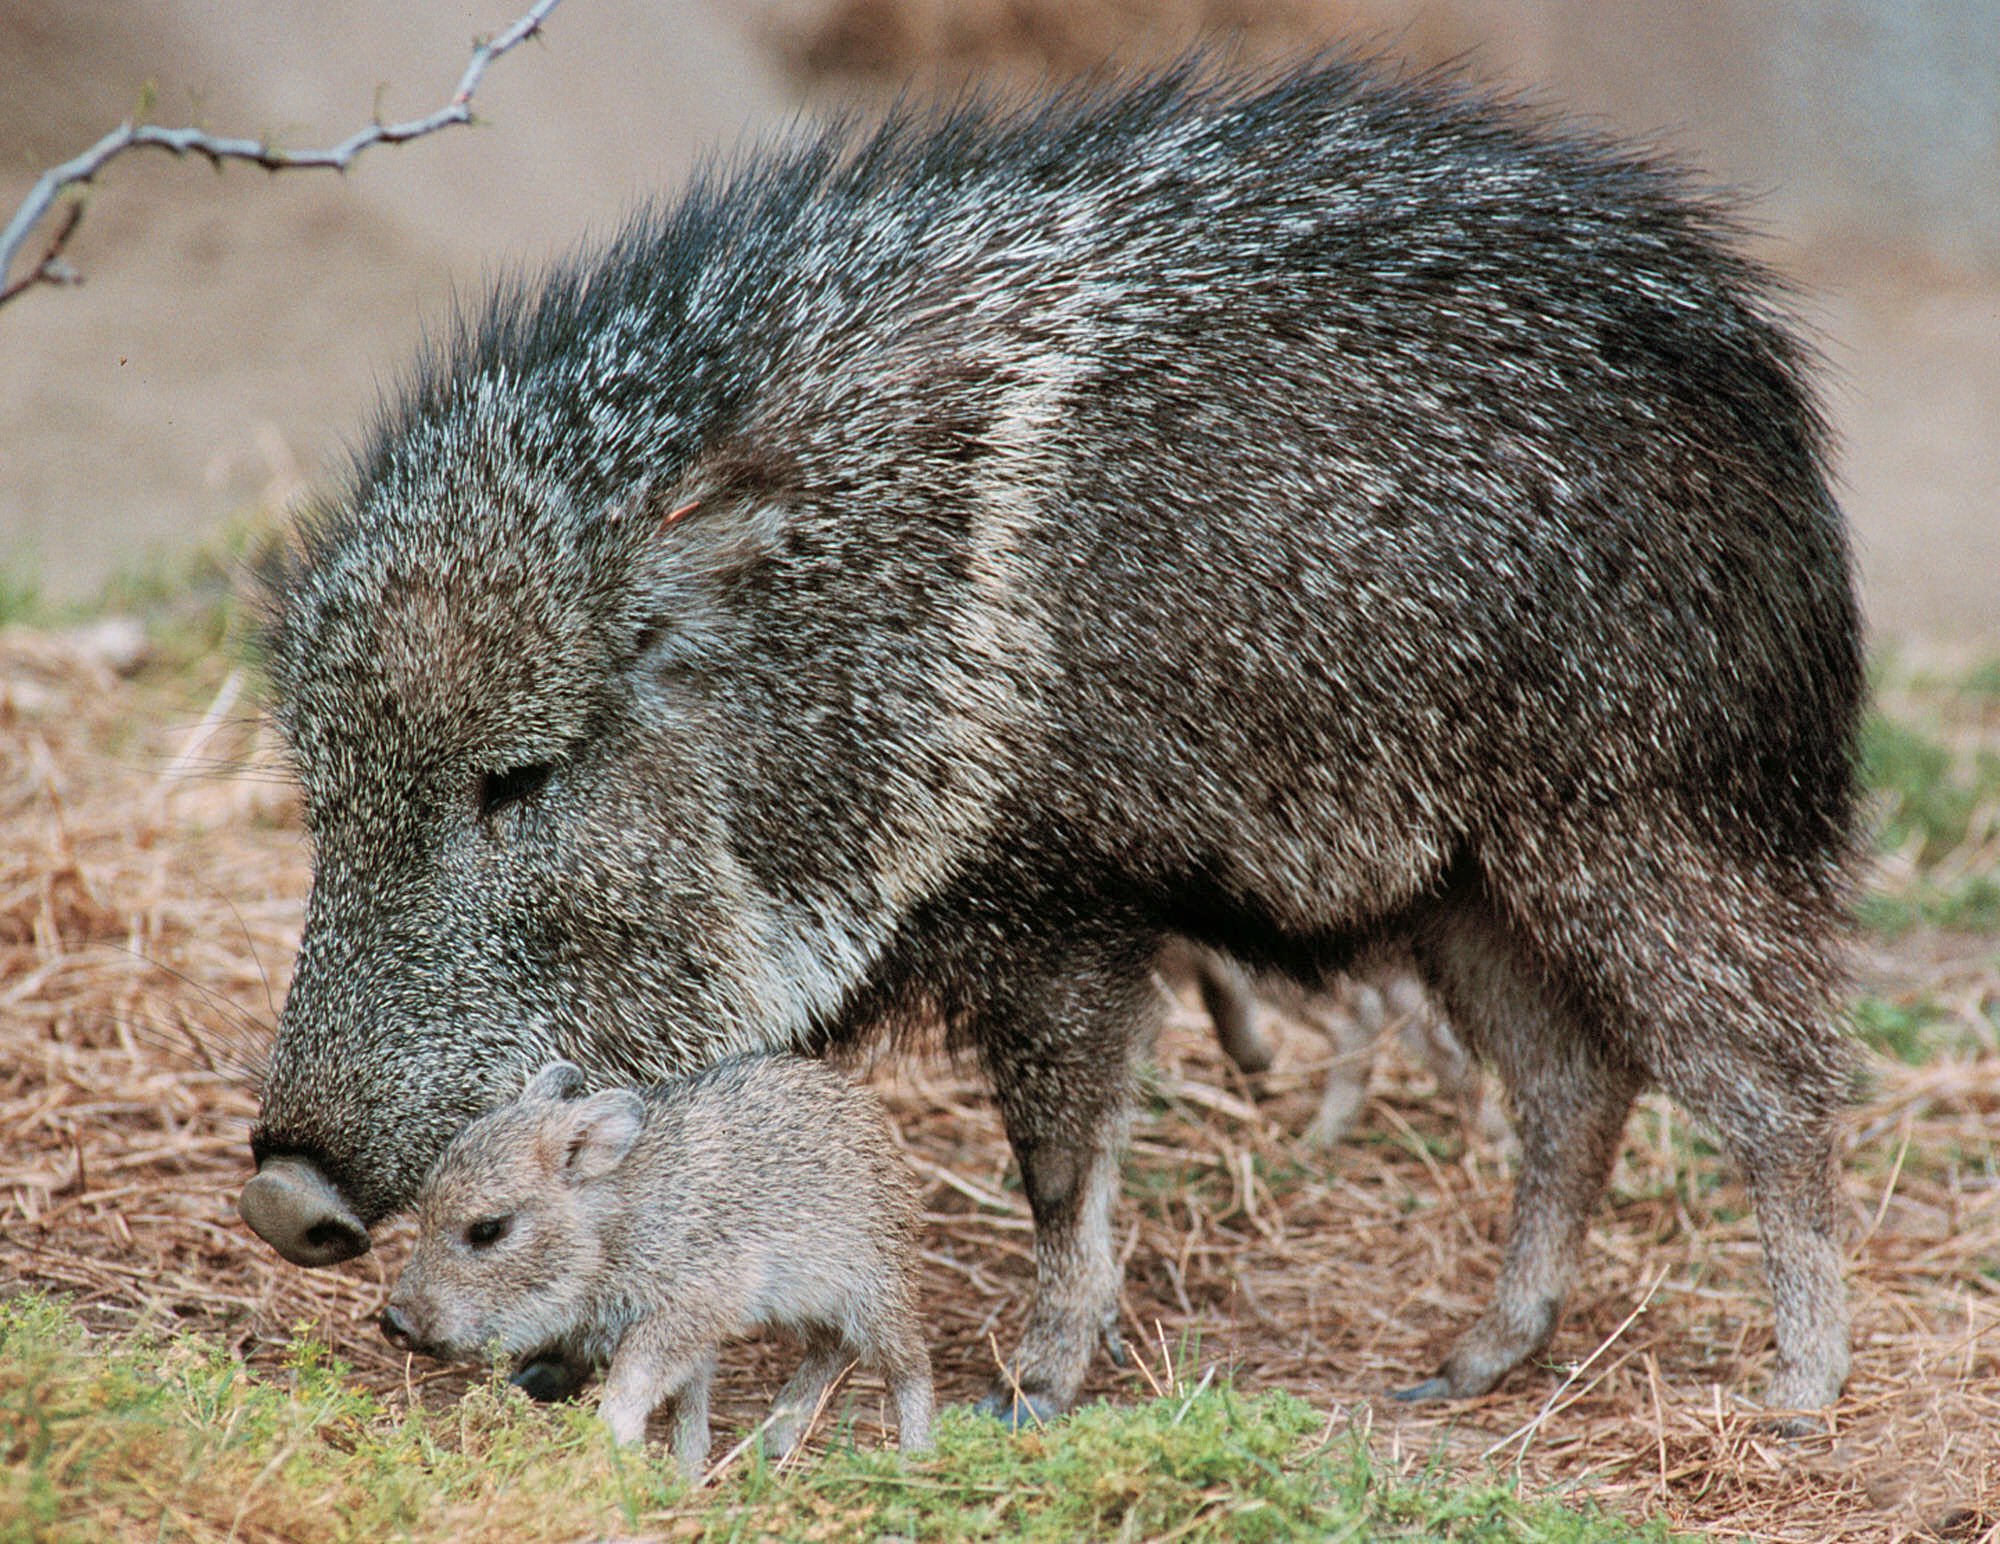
[560,1090,646,1183]
[523,1061,587,1104]
[625,473,791,673]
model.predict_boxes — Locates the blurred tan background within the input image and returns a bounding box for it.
[2,0,1994,641]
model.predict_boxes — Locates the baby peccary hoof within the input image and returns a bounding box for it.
[511,1354,592,1404]
[974,1385,1065,1430]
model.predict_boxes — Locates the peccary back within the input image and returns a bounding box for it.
[245,57,1861,1423]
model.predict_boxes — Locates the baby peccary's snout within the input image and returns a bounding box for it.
[378,1303,418,1353]
[387,1055,933,1481]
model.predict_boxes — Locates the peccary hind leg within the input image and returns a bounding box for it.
[1399,862,1854,1420]
[877,1310,936,1452]
[764,1311,933,1458]
[1567,867,1854,1422]
[1190,951,1273,1075]
[975,950,1151,1425]
[1654,1029,1852,1422]
[1396,898,1643,1401]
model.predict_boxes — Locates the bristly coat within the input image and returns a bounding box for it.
[247,55,1864,1423]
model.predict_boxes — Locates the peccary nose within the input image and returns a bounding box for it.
[379,1304,417,1352]
[238,1156,371,1266]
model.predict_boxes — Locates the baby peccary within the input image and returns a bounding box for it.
[381,1057,933,1478]
[1188,950,1505,1151]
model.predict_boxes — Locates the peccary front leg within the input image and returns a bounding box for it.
[599,1327,717,1481]
[764,1330,849,1460]
[974,955,1152,1425]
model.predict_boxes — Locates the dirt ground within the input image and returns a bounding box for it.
[3,630,1996,1543]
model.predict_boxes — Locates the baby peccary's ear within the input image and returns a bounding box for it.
[559,1090,646,1183]
[522,1061,587,1104]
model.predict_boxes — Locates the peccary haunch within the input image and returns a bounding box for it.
[242,58,1863,1423]
[380,1056,934,1477]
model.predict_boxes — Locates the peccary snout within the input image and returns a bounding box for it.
[378,1302,419,1353]
[238,1156,370,1266]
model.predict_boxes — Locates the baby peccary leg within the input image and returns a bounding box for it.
[1396,900,1642,1401]
[976,955,1149,1425]
[878,1309,937,1454]
[763,1313,934,1459]
[1190,951,1273,1076]
[764,1329,849,1460]
[1297,981,1390,1151]
[599,1326,718,1481]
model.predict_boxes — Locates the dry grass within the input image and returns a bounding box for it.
[3,623,1998,1543]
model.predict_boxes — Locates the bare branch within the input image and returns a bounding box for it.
[0,0,564,310]
[0,201,84,307]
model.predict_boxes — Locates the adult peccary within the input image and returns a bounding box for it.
[379,1056,933,1477]
[239,56,1863,1425]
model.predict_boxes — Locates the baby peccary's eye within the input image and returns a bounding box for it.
[477,764,551,819]
[466,1216,511,1249]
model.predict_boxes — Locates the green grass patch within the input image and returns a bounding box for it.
[1860,713,2000,868]
[1960,656,2000,702]
[0,564,47,627]
[1851,994,1985,1066]
[1609,1104,1738,1217]
[1,1294,1676,1544]
[1853,994,1949,1065]
[0,514,273,681]
[1855,873,2000,936]
[1858,658,2000,938]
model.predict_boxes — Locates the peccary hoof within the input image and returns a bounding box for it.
[1388,1376,1456,1404]
[510,1356,590,1403]
[973,1386,1063,1429]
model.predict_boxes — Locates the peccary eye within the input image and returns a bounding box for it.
[477,764,551,820]
[466,1216,511,1249]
